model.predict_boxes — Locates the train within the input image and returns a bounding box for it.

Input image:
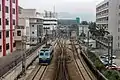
[38,44,54,65]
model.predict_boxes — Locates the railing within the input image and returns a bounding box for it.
[0,39,47,77]
[78,40,108,80]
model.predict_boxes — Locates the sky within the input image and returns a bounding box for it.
[19,0,104,21]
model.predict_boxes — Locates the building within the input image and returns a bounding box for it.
[0,0,18,57]
[15,9,43,50]
[43,11,57,38]
[96,0,120,50]
[58,19,79,38]
[58,19,78,26]
[79,25,89,37]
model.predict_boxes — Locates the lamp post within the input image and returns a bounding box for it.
[21,36,27,75]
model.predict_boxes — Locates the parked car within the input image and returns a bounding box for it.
[100,55,106,58]
[106,64,117,70]
[101,54,117,59]
[101,58,116,66]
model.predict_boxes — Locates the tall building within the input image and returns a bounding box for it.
[43,11,57,38]
[15,9,43,50]
[96,0,120,50]
[0,0,18,57]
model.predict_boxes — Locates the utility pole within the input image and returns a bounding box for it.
[108,38,110,67]
[87,30,90,56]
[21,36,27,75]
[107,35,113,66]
[44,27,49,45]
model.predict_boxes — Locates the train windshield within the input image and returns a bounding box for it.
[40,53,44,56]
[45,53,49,56]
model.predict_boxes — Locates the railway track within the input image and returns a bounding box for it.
[55,40,69,80]
[71,40,96,80]
[26,65,48,80]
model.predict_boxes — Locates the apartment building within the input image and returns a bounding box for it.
[15,9,43,50]
[96,0,120,50]
[43,11,57,38]
[0,0,18,57]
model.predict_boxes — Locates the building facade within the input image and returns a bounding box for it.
[43,11,57,38]
[96,0,120,50]
[15,9,43,50]
[0,0,18,57]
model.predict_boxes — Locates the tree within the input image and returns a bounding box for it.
[81,21,88,25]
[80,32,86,37]
[88,22,109,37]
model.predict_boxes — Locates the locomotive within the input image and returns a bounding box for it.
[38,44,54,65]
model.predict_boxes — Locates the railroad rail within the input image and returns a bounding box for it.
[55,40,69,80]
[70,40,97,80]
[26,65,48,80]
[0,40,47,78]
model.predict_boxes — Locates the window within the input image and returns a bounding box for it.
[6,31,9,37]
[32,32,34,34]
[45,53,48,56]
[17,30,21,36]
[13,42,16,47]
[118,42,120,48]
[6,19,9,25]
[13,0,15,3]
[0,32,1,39]
[13,8,15,14]
[0,4,1,11]
[0,46,1,52]
[6,43,9,50]
[6,6,9,13]
[118,28,120,32]
[32,25,34,27]
[13,20,15,25]
[13,32,14,36]
[118,36,120,40]
[40,53,44,56]
[0,18,1,25]
[32,39,34,42]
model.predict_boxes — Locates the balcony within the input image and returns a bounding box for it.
[96,21,108,24]
[96,14,108,19]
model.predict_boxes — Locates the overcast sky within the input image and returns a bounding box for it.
[19,0,104,21]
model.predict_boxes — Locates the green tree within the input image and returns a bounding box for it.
[103,70,120,80]
[81,21,88,25]
[89,22,109,37]
[80,32,86,38]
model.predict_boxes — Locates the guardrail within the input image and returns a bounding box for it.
[78,40,108,80]
[0,40,47,78]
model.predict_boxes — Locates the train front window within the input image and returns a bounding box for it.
[45,53,48,56]
[40,53,44,56]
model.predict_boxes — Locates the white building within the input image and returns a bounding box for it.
[0,0,18,57]
[79,25,89,37]
[15,9,43,50]
[43,11,57,38]
[96,0,120,50]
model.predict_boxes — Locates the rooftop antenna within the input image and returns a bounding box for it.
[53,5,56,18]
[53,5,55,13]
